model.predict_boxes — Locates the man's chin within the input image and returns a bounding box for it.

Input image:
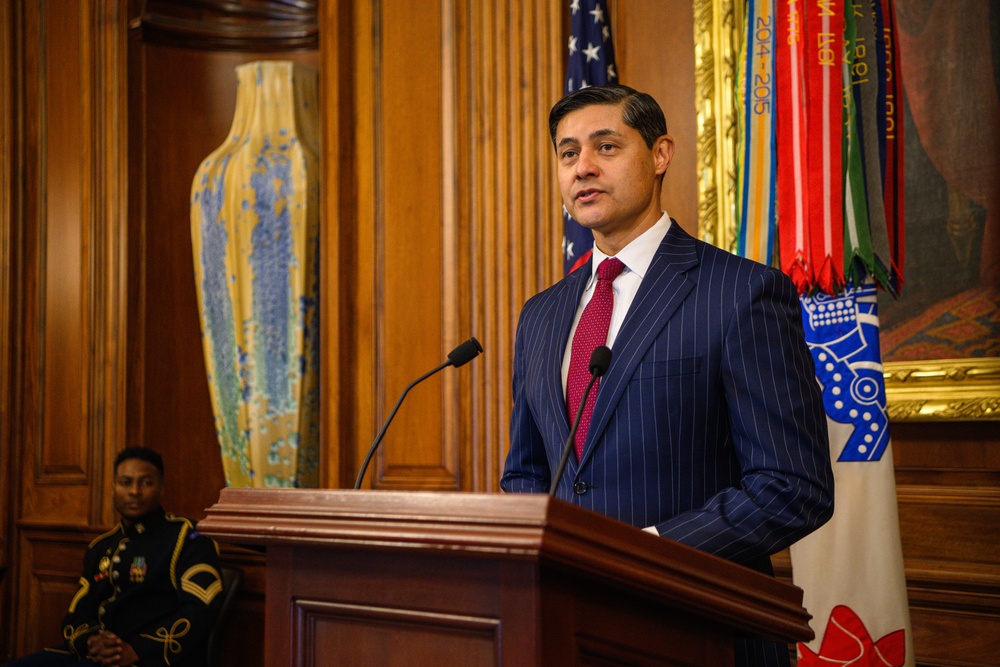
[567,211,605,230]
[119,506,151,521]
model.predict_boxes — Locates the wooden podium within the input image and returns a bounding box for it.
[198,488,813,666]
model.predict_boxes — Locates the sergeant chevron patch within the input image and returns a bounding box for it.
[180,563,223,605]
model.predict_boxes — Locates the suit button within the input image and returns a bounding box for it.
[573,481,589,495]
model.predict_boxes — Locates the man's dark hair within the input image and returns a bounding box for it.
[114,447,164,478]
[548,84,668,149]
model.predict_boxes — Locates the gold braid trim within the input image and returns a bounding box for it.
[140,618,191,666]
[165,514,192,589]
[63,623,91,657]
[88,524,122,549]
[180,563,223,605]
[68,577,90,613]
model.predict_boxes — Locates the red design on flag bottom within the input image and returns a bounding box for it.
[798,605,906,667]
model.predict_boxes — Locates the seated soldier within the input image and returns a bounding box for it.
[5,447,224,667]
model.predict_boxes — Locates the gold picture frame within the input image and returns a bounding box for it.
[692,0,1000,422]
[693,0,742,254]
[883,358,1000,421]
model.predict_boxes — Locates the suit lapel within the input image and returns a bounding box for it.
[544,263,592,448]
[577,223,700,469]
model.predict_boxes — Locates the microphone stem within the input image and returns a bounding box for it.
[354,360,451,489]
[549,371,601,496]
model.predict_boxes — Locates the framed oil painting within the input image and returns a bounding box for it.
[693,0,999,421]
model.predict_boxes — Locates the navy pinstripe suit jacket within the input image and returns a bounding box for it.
[502,222,834,572]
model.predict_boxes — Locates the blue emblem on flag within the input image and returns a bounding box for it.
[562,0,618,275]
[800,283,890,462]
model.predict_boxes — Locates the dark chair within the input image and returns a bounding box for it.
[206,565,244,667]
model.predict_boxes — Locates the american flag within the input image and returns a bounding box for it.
[562,0,618,274]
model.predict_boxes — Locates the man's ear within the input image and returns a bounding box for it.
[653,134,674,176]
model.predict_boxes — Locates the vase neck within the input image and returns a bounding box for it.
[233,61,318,148]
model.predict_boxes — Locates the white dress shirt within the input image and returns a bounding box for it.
[561,212,672,398]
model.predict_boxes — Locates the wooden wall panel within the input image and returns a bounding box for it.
[14,0,129,521]
[13,529,94,656]
[1,0,129,657]
[458,1,564,491]
[336,0,563,491]
[296,601,500,665]
[910,608,1000,667]
[893,422,1000,666]
[0,0,16,656]
[12,0,128,524]
[19,0,92,520]
[344,0,456,489]
[615,0,699,237]
[376,0,448,484]
[37,2,90,483]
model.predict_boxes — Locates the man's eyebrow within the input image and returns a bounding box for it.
[557,127,622,148]
[589,128,622,140]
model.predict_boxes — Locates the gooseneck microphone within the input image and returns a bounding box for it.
[549,346,612,496]
[354,337,483,490]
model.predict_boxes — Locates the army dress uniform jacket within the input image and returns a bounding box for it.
[61,508,224,666]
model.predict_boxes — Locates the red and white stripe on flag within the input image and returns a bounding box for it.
[805,0,845,295]
[776,0,812,292]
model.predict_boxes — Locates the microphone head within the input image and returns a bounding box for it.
[589,346,612,377]
[447,337,484,368]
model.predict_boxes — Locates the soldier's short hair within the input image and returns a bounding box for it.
[114,447,164,478]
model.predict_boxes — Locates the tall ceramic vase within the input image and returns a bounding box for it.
[190,60,320,488]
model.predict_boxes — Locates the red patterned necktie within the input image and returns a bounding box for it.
[566,257,625,460]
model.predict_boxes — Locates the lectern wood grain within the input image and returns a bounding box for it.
[199,489,813,666]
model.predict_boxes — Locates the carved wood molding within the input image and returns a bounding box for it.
[16,521,107,541]
[137,0,318,51]
[896,484,1000,508]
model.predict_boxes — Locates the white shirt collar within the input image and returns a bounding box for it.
[587,212,672,285]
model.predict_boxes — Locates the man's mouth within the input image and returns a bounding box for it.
[575,188,603,203]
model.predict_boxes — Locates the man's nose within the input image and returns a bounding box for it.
[575,149,599,179]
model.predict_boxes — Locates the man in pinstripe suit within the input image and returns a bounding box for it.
[501,85,834,667]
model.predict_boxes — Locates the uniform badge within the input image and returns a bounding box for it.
[95,556,111,582]
[130,556,147,583]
